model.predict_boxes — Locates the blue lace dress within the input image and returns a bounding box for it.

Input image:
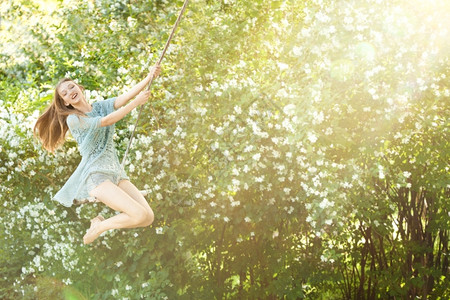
[53,97,129,207]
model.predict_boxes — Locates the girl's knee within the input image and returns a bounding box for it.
[141,209,154,227]
[147,209,154,226]
[133,208,153,227]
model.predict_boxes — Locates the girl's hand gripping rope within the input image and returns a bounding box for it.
[134,90,152,106]
[149,64,161,79]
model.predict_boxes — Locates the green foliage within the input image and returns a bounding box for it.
[1,0,449,299]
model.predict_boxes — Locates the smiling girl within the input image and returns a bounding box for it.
[34,65,161,244]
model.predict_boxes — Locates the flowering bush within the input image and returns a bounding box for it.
[1,0,448,299]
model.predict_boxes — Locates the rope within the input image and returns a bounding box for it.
[121,0,190,168]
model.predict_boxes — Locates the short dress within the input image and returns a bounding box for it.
[53,97,129,207]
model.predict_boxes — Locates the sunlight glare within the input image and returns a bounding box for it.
[35,0,58,13]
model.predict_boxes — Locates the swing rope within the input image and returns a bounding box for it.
[121,0,190,169]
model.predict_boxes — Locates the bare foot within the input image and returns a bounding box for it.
[83,215,104,244]
[91,215,105,223]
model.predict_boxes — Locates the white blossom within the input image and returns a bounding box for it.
[307,132,318,143]
[283,104,296,116]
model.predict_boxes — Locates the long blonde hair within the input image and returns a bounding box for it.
[33,78,86,153]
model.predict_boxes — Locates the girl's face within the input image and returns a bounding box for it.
[57,81,84,107]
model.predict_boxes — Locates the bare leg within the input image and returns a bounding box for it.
[90,180,154,229]
[117,179,154,228]
[83,180,153,244]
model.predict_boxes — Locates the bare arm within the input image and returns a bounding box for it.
[114,65,161,109]
[100,91,151,127]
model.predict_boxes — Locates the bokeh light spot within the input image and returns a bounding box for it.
[355,42,376,61]
[330,59,355,81]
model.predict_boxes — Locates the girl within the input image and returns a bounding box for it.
[34,65,161,244]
